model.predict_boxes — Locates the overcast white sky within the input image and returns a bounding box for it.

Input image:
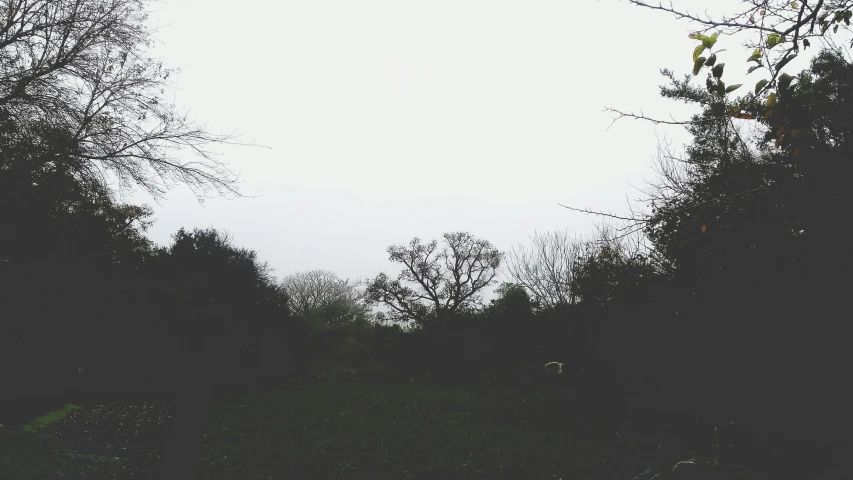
[126,0,818,288]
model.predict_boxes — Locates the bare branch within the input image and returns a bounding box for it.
[616,0,853,128]
[625,0,784,35]
[606,107,731,130]
[0,0,257,200]
[365,232,503,327]
[279,269,368,326]
[557,203,648,224]
[506,230,586,308]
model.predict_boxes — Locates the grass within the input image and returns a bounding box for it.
[18,404,81,434]
[197,382,610,479]
[0,402,125,479]
[0,379,825,479]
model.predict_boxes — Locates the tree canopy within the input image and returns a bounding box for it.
[615,1,852,126]
[280,269,370,328]
[365,232,503,329]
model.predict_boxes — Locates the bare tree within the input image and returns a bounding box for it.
[0,0,249,199]
[506,230,585,309]
[280,269,368,326]
[365,232,503,328]
[0,2,255,478]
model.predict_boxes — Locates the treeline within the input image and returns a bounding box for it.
[4,46,852,443]
[596,49,853,449]
[0,160,313,408]
[297,48,853,456]
[0,1,314,476]
[3,0,853,475]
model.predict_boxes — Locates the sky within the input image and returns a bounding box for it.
[126,0,820,289]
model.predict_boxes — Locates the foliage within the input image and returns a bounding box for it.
[18,405,81,434]
[0,144,304,478]
[4,2,852,477]
[568,227,659,314]
[0,115,156,272]
[0,403,128,479]
[629,0,853,100]
[646,48,853,294]
[480,283,579,381]
[484,282,537,317]
[588,48,853,456]
[162,227,287,340]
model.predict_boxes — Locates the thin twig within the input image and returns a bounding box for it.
[606,108,729,129]
[558,203,648,223]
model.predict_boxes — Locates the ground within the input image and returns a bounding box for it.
[0,380,836,479]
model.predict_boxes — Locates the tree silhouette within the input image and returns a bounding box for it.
[280,269,370,328]
[591,48,853,460]
[506,230,584,309]
[365,232,503,329]
[147,228,305,479]
[0,0,246,199]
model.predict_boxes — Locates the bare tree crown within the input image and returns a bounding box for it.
[366,232,503,327]
[507,230,584,309]
[279,269,366,323]
[0,0,247,199]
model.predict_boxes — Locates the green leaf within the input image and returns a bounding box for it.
[747,65,762,74]
[767,92,778,107]
[693,44,706,61]
[778,73,794,90]
[691,33,718,49]
[766,33,784,49]
[704,54,717,66]
[693,57,707,76]
[775,53,797,71]
[716,80,726,95]
[712,63,725,79]
[704,31,720,48]
[755,79,769,94]
[725,84,743,93]
[748,49,762,63]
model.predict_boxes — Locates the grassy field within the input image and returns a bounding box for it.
[0,379,823,479]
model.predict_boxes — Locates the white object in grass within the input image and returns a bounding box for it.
[543,362,564,376]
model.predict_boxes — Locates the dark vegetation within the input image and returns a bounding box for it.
[1,0,852,478]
